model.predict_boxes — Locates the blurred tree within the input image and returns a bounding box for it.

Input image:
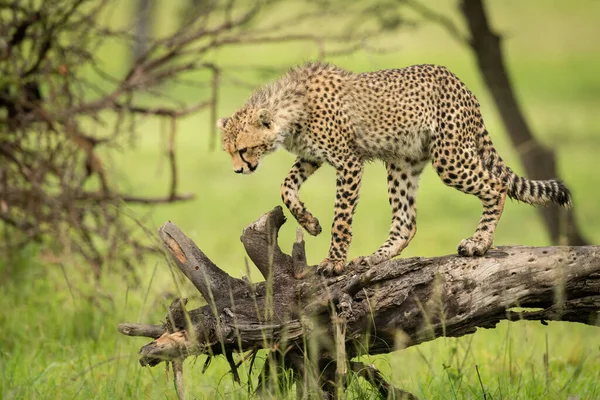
[0,0,390,279]
[405,0,588,246]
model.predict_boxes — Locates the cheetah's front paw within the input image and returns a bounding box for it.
[298,213,322,236]
[317,258,346,276]
[457,237,492,257]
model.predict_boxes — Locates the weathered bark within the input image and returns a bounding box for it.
[119,207,600,399]
[460,0,588,246]
[158,221,248,305]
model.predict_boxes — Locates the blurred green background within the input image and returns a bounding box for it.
[1,0,599,399]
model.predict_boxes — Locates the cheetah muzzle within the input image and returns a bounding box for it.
[217,62,572,276]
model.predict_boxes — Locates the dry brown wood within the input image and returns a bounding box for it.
[117,323,164,339]
[157,221,248,305]
[119,207,600,398]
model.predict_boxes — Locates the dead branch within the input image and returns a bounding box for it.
[158,221,248,304]
[172,359,185,400]
[120,207,600,398]
[117,323,165,339]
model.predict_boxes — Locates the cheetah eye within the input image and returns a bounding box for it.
[238,147,248,154]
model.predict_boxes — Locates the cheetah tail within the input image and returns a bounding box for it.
[506,173,573,209]
[477,129,572,209]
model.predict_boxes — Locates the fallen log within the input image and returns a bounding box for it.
[118,206,600,399]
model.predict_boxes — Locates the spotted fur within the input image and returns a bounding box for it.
[217,62,572,275]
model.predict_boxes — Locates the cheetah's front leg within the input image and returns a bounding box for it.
[317,158,364,275]
[281,157,323,236]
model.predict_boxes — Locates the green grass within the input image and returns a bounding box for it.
[2,0,600,399]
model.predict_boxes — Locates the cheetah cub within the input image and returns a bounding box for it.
[217,62,572,275]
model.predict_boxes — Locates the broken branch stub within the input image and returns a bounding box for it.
[117,323,165,339]
[158,221,248,305]
[240,206,296,280]
[121,208,600,398]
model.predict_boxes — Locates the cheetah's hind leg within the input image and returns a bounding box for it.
[349,159,426,268]
[316,258,346,275]
[432,146,507,256]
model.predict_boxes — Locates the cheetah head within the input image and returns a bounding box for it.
[217,108,282,174]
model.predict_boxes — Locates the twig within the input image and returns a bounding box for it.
[334,314,348,391]
[77,192,195,204]
[168,117,177,200]
[475,364,487,400]
[402,0,467,43]
[225,351,241,384]
[173,359,185,400]
[201,356,212,374]
[71,356,128,381]
[120,194,195,204]
[247,349,258,389]
[208,63,220,151]
[112,100,211,117]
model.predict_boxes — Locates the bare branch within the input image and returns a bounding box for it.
[158,221,248,304]
[118,194,195,204]
[112,101,211,118]
[117,323,165,339]
[167,117,177,200]
[172,359,185,400]
[403,0,468,43]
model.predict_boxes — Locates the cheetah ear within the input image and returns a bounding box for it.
[257,109,272,128]
[216,117,229,130]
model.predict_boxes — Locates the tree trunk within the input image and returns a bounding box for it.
[119,207,600,399]
[460,0,588,246]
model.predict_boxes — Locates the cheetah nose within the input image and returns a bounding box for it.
[234,167,244,174]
